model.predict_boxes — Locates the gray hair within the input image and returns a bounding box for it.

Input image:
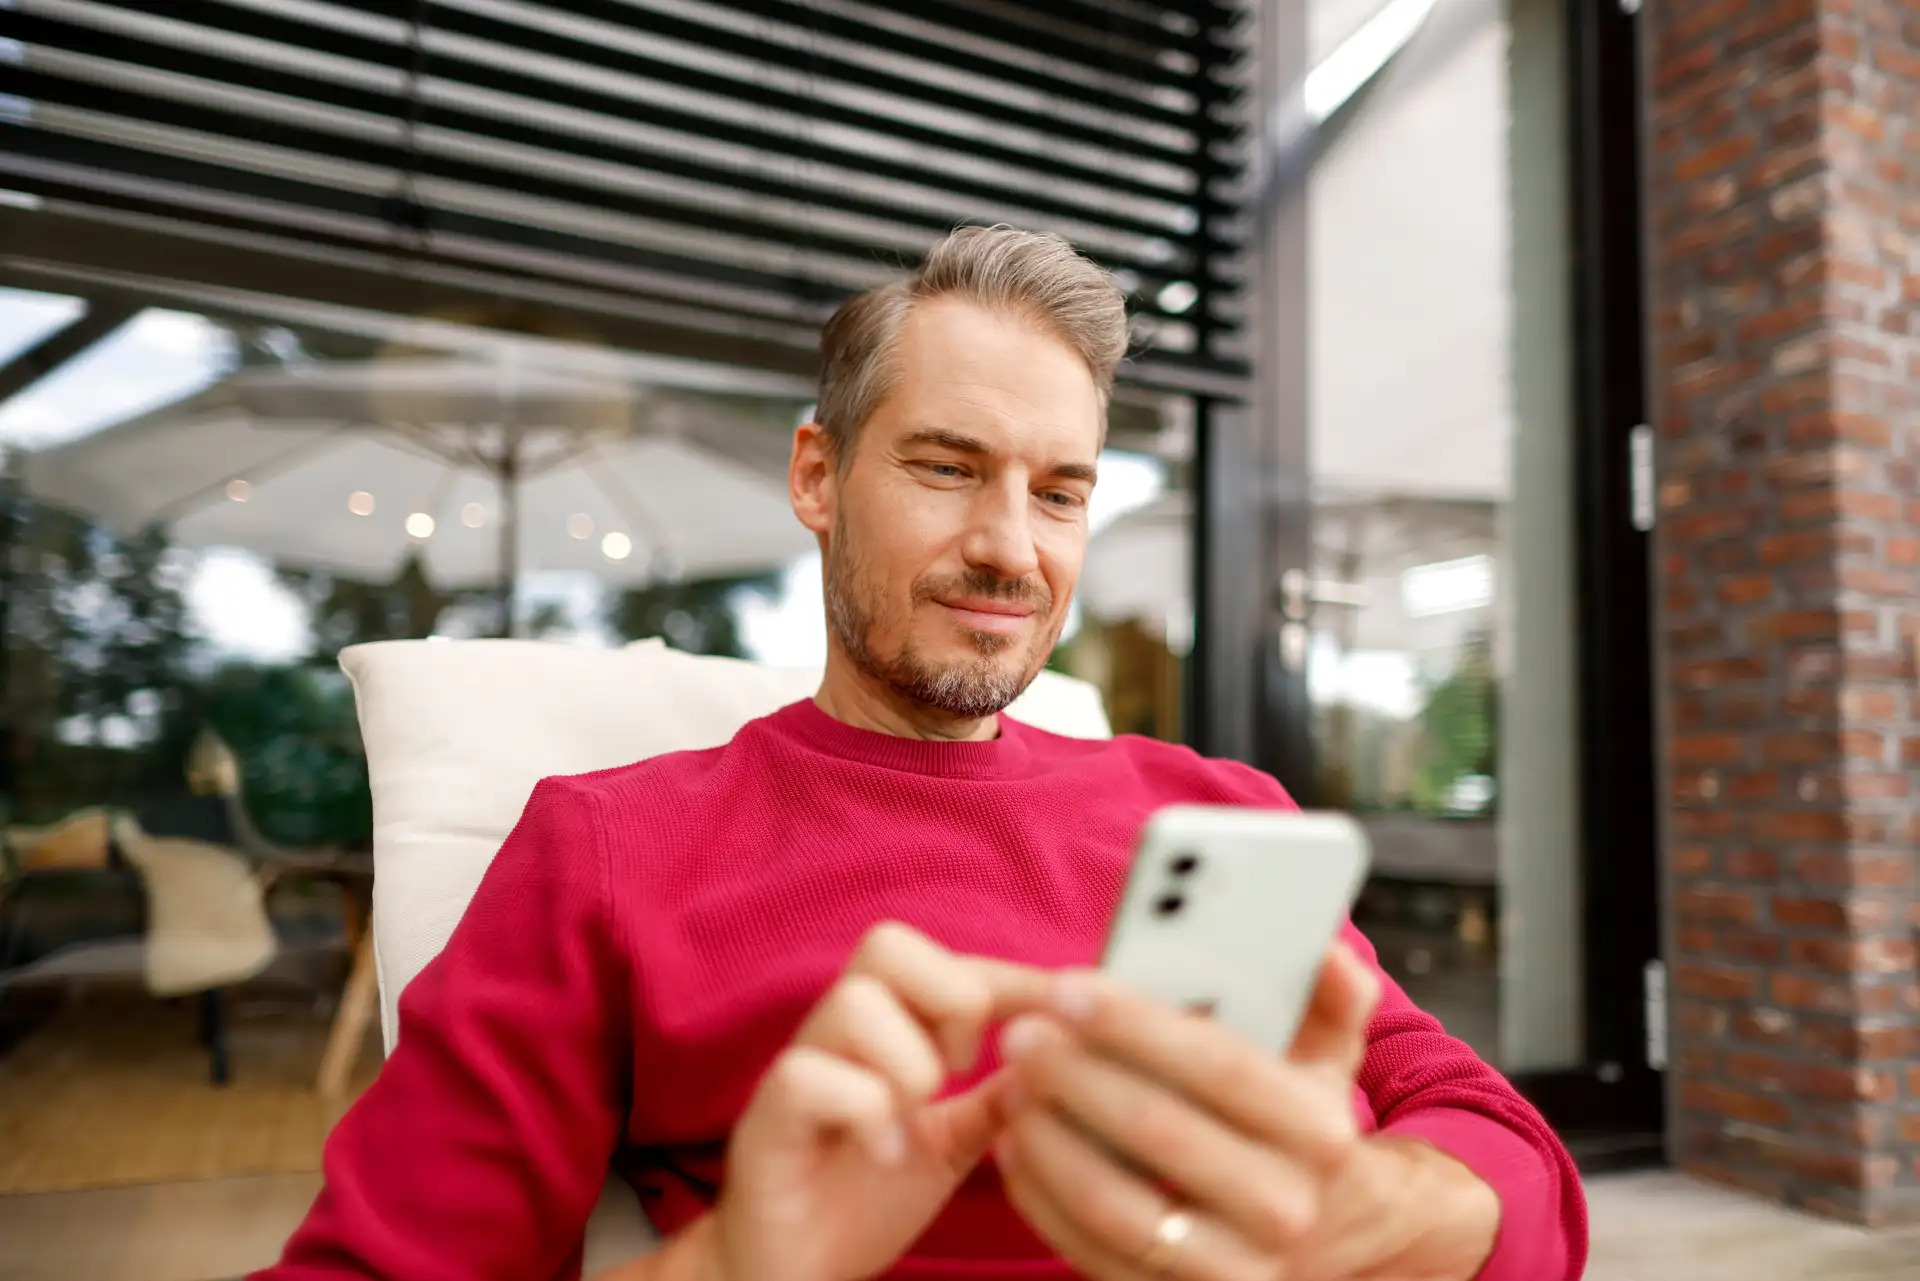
[814,226,1128,462]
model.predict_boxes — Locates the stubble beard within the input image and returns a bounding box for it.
[824,515,1054,720]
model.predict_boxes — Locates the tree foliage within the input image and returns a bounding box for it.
[606,571,782,658]
[0,468,199,818]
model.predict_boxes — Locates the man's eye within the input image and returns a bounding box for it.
[924,463,966,479]
[1041,491,1086,508]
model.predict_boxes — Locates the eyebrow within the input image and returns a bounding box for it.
[898,427,1100,485]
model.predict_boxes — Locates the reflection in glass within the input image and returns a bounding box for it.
[1307,0,1578,1068]
[0,291,833,1203]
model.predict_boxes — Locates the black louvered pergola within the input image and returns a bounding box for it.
[0,0,1305,772]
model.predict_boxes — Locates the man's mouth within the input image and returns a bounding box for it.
[938,597,1036,636]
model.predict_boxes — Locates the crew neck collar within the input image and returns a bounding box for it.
[769,697,1032,779]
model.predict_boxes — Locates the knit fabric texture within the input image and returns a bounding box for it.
[259,700,1586,1280]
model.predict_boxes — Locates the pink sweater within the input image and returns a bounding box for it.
[259,700,1586,1280]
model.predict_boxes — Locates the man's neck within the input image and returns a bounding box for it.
[812,652,1000,743]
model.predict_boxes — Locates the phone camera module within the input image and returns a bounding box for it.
[1153,892,1185,918]
[1168,853,1201,877]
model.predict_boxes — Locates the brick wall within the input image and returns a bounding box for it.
[1647,0,1920,1224]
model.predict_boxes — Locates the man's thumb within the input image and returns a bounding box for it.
[1288,943,1380,1074]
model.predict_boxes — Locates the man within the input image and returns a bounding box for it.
[260,228,1585,1281]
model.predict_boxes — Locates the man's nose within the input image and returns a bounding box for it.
[960,481,1042,582]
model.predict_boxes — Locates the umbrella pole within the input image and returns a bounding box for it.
[498,446,519,638]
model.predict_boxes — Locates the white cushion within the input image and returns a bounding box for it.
[339,638,1112,1053]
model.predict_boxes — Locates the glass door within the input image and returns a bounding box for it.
[1304,0,1581,1072]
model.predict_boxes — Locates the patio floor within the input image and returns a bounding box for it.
[1585,1171,1920,1280]
[0,1167,1916,1279]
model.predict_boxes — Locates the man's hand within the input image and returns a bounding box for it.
[992,944,1501,1281]
[674,923,1050,1281]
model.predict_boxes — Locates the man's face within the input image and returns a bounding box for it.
[798,298,1103,719]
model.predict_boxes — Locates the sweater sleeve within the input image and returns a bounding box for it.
[1341,923,1588,1281]
[254,778,632,1281]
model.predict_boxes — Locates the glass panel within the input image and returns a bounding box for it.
[0,285,823,1238]
[1306,0,1581,1070]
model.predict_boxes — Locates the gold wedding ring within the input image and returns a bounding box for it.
[1138,1207,1195,1276]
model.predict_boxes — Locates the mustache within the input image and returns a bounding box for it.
[913,568,1050,610]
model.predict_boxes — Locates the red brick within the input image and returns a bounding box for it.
[1724,1051,1789,1090]
[1791,937,1918,975]
[1676,999,1730,1038]
[1717,574,1776,605]
[1753,811,1850,842]
[1681,1083,1793,1128]
[1792,1064,1899,1104]
[1841,772,1908,799]
[1677,810,1738,838]
[1759,531,1836,564]
[1771,972,1853,1012]
[1842,687,1900,718]
[1762,731,1832,762]
[1676,925,1719,956]
[1736,1007,1795,1045]
[1771,896,1849,928]
[1844,899,1896,931]
[1725,848,1779,879]
[1680,963,1761,1001]
[1874,42,1920,80]
[1751,611,1842,642]
[1728,771,1782,800]
[1675,733,1748,763]
[1681,888,1760,924]
[1789,1149,1900,1191]
[1673,844,1716,876]
[1840,729,1885,760]
[1739,297,1825,342]
[1837,415,1893,448]
[1793,853,1914,887]
[1723,930,1786,963]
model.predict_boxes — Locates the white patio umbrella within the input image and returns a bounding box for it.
[22,358,817,626]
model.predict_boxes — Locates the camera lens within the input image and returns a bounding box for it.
[1153,893,1185,917]
[1169,853,1200,876]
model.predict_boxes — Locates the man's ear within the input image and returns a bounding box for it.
[789,421,837,537]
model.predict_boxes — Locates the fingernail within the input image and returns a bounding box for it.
[1000,1016,1046,1061]
[1053,972,1097,1021]
[867,1122,906,1166]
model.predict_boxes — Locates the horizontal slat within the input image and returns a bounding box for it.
[10,118,1240,344]
[2,0,1252,379]
[7,9,1245,265]
[985,0,1231,59]
[1,200,1248,401]
[11,0,1226,248]
[11,62,1231,319]
[631,0,1208,118]
[1,154,842,342]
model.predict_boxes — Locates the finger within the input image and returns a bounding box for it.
[998,1154,1142,1281]
[758,1045,904,1163]
[847,923,1052,1070]
[915,1068,1018,1174]
[1039,976,1362,1166]
[800,974,948,1103]
[998,1106,1264,1281]
[1287,942,1380,1072]
[1003,1017,1320,1249]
